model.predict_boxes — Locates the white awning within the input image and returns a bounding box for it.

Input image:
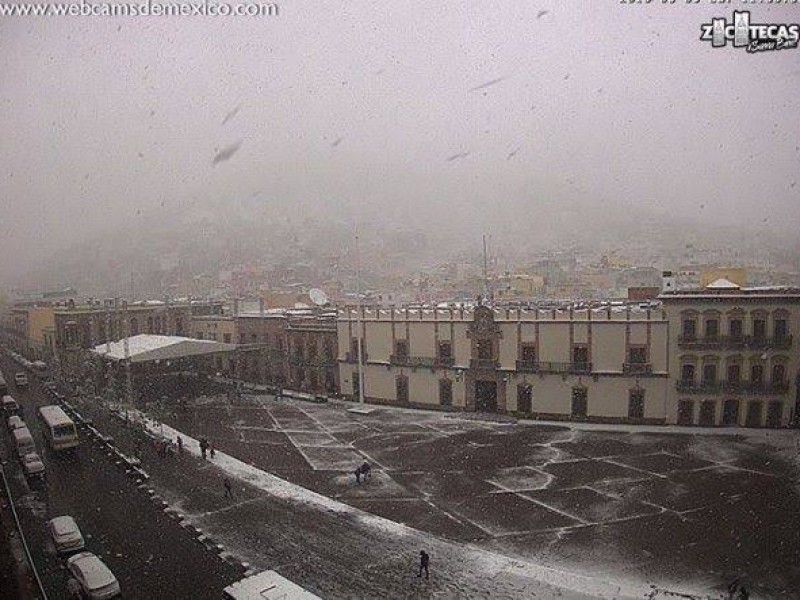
[92,334,235,363]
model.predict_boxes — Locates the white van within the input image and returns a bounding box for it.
[13,427,36,459]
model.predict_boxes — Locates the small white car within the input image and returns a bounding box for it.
[2,395,19,415]
[14,372,28,388]
[66,552,121,599]
[7,415,24,430]
[47,516,85,554]
[21,452,45,478]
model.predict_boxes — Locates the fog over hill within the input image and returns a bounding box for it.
[12,194,798,297]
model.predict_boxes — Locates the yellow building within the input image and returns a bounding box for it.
[700,268,747,289]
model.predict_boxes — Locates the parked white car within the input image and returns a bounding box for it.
[7,415,24,430]
[14,372,29,388]
[21,452,45,478]
[47,516,85,554]
[66,552,121,599]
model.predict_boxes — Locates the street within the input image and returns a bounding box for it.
[0,354,242,599]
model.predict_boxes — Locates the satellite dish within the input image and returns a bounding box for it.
[309,288,329,306]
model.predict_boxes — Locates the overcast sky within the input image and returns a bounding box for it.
[0,2,798,283]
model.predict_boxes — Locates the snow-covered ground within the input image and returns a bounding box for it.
[132,410,720,599]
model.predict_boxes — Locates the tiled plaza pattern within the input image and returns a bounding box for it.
[146,395,800,597]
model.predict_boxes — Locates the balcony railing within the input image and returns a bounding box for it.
[677,380,791,395]
[434,356,455,368]
[676,380,722,394]
[516,360,540,373]
[470,358,499,370]
[677,335,722,350]
[678,334,793,351]
[390,355,436,368]
[623,362,653,375]
[344,351,368,363]
[534,362,593,374]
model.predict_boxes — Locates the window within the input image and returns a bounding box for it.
[240,333,246,344]
[517,384,532,413]
[175,317,183,334]
[772,363,786,384]
[774,319,788,340]
[766,401,782,428]
[752,319,766,340]
[196,331,204,340]
[572,345,589,366]
[681,364,695,383]
[437,341,452,360]
[394,339,409,358]
[729,318,743,338]
[628,346,647,364]
[147,317,154,333]
[704,319,719,339]
[751,364,764,385]
[701,364,716,384]
[130,317,139,335]
[223,333,231,344]
[396,376,409,403]
[439,379,453,406]
[699,401,715,426]
[727,364,741,384]
[251,333,257,343]
[571,386,587,417]
[520,343,536,363]
[628,389,645,420]
[477,339,492,360]
[682,319,697,338]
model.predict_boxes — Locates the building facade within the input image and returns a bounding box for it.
[338,304,670,424]
[662,287,799,428]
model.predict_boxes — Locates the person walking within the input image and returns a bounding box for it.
[354,465,362,484]
[417,550,430,579]
[224,477,233,499]
[176,436,183,454]
[200,437,208,460]
[360,461,371,481]
[209,442,216,459]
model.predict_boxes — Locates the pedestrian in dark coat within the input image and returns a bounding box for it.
[209,442,216,459]
[200,437,208,459]
[176,436,183,454]
[354,466,361,484]
[418,550,429,579]
[360,461,371,480]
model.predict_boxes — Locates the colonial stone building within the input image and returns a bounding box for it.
[338,304,670,424]
[662,284,799,428]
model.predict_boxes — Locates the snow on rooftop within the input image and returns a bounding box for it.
[705,278,740,290]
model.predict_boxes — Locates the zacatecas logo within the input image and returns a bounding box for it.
[700,11,799,53]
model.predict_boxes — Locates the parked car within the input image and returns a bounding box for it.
[2,395,20,416]
[21,452,45,478]
[14,372,29,388]
[47,516,85,554]
[66,552,121,599]
[7,415,24,430]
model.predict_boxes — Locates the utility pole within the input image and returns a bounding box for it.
[482,234,493,306]
[355,226,365,405]
[123,301,132,424]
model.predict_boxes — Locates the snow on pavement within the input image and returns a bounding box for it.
[134,411,707,599]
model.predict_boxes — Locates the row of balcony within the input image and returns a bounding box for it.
[676,380,791,395]
[677,335,793,350]
[389,355,454,368]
